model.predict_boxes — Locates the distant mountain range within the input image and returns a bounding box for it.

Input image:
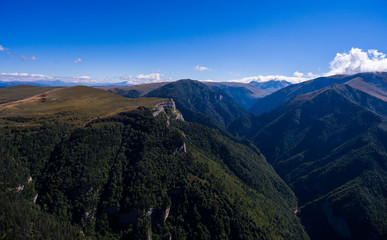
[107,79,291,128]
[204,80,291,109]
[249,80,293,92]
[105,79,292,110]
[249,72,387,115]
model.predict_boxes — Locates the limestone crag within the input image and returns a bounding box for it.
[153,98,184,121]
[153,98,176,117]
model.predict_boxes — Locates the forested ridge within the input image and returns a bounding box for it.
[228,74,387,240]
[0,103,307,239]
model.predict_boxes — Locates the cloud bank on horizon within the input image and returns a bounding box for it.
[0,73,98,85]
[233,72,318,84]
[0,72,170,86]
[1,48,387,85]
[230,48,387,84]
[119,73,169,84]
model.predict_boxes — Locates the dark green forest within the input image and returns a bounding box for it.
[0,106,307,239]
[228,78,387,240]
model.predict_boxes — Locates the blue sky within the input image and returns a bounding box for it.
[1,0,387,84]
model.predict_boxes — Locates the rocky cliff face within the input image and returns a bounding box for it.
[153,99,185,123]
[153,99,176,116]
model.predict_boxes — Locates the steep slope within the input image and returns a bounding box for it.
[325,83,387,117]
[145,79,248,128]
[0,89,308,239]
[249,72,387,115]
[229,84,387,240]
[249,75,348,115]
[345,72,387,101]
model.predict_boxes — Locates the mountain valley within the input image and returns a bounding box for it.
[1,72,386,240]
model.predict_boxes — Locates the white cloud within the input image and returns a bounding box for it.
[195,65,212,71]
[0,72,100,84]
[229,47,387,84]
[136,73,163,80]
[0,44,38,60]
[0,73,53,82]
[136,73,163,81]
[231,74,313,84]
[0,72,49,77]
[77,76,91,80]
[326,48,387,75]
[20,55,37,61]
[293,71,304,78]
[117,73,169,84]
[307,72,319,78]
[74,58,82,63]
